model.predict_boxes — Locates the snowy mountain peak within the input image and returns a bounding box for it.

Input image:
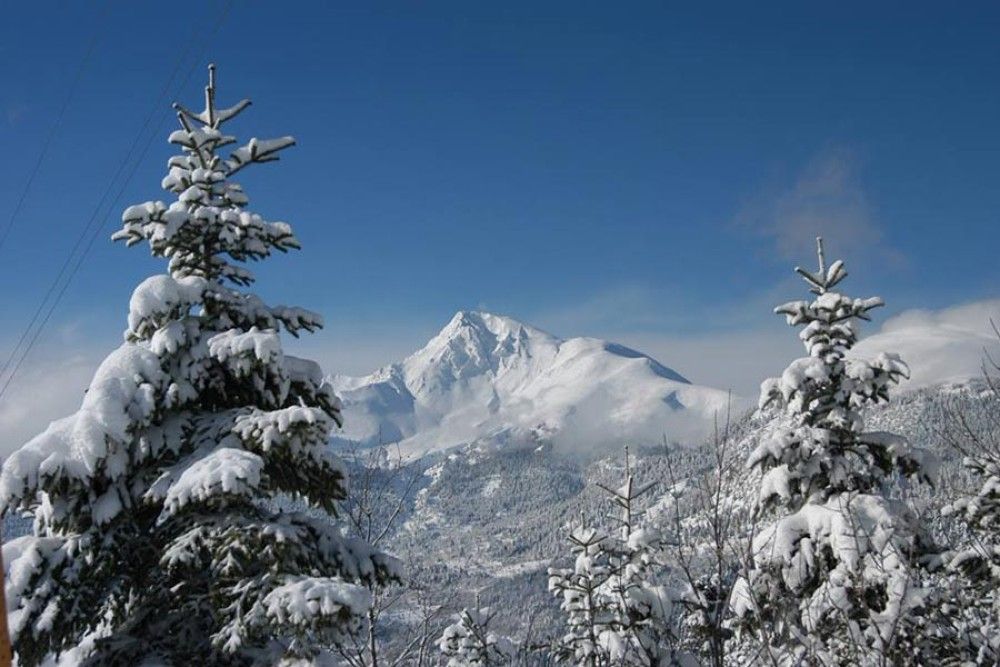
[426,310,533,360]
[404,311,556,388]
[428,311,554,360]
[439,310,536,342]
[330,311,743,458]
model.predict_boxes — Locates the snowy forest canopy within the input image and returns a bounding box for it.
[0,68,999,667]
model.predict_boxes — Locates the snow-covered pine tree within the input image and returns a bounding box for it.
[734,238,934,664]
[0,65,399,666]
[548,450,693,666]
[937,340,1000,662]
[946,450,1000,604]
[437,599,515,666]
[549,523,616,666]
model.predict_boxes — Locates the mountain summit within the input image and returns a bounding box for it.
[329,311,740,457]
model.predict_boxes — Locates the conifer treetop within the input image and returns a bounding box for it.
[772,237,886,364]
[794,236,846,295]
[748,236,928,512]
[114,64,299,287]
[757,237,908,446]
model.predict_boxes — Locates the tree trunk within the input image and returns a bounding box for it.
[368,607,378,667]
[0,547,11,667]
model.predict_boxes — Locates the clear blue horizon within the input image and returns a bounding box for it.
[0,1,998,396]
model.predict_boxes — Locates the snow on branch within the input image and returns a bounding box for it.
[159,448,265,521]
[254,576,371,630]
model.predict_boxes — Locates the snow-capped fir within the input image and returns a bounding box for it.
[548,525,617,666]
[947,454,1000,581]
[734,238,934,664]
[945,376,1000,584]
[0,66,399,666]
[548,449,695,666]
[936,368,1000,662]
[437,601,515,666]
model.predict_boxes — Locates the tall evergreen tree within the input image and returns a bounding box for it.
[548,450,693,666]
[937,344,1000,662]
[734,238,934,664]
[549,523,617,666]
[0,66,399,666]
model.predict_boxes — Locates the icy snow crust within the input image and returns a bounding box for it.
[331,310,742,457]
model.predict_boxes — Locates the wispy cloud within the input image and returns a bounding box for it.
[617,298,1000,398]
[531,280,802,341]
[5,102,28,126]
[286,322,439,378]
[609,328,798,398]
[736,147,904,266]
[528,283,804,396]
[854,298,1000,388]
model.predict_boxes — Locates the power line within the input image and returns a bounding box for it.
[0,0,236,406]
[0,17,202,392]
[0,9,204,389]
[0,0,113,255]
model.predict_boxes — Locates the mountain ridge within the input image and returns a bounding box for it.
[328,310,740,457]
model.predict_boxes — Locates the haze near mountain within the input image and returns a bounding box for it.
[329,311,740,457]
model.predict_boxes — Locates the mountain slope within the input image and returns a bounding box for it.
[375,377,991,652]
[329,311,741,457]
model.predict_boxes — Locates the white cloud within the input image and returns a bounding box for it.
[854,299,1000,389]
[612,327,799,398]
[623,299,1000,399]
[529,282,805,398]
[285,322,441,378]
[538,293,1000,399]
[737,147,904,265]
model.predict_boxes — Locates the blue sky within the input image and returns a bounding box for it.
[0,1,998,414]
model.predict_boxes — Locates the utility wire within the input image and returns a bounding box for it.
[0,10,203,389]
[0,0,236,406]
[0,12,203,392]
[0,0,113,255]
